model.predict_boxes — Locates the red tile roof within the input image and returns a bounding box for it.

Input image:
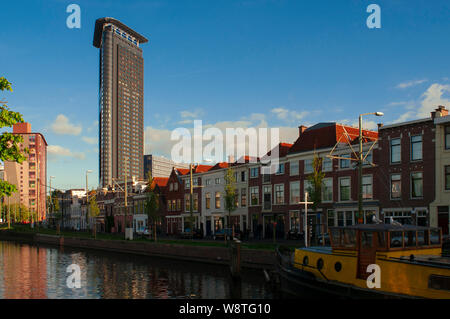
[152,177,169,188]
[288,123,378,155]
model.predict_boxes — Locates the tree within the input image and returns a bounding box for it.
[223,166,237,242]
[306,153,326,245]
[144,171,160,242]
[89,195,100,238]
[0,77,28,228]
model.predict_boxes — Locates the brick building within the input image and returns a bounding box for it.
[4,122,47,221]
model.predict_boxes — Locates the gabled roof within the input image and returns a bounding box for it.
[152,177,169,188]
[261,142,293,161]
[209,162,229,171]
[288,123,378,155]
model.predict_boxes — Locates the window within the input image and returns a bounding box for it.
[327,210,335,228]
[339,177,351,201]
[185,194,190,211]
[391,174,401,199]
[411,135,423,161]
[290,181,300,204]
[263,185,272,210]
[445,126,450,150]
[250,167,259,178]
[290,161,299,176]
[289,211,300,231]
[340,154,351,169]
[215,192,221,208]
[428,275,450,292]
[185,180,190,189]
[263,173,270,183]
[205,193,211,209]
[176,199,181,211]
[304,159,313,174]
[411,172,423,198]
[241,171,246,182]
[206,179,211,186]
[446,166,450,191]
[250,187,259,206]
[215,178,220,184]
[304,180,312,197]
[174,183,178,191]
[363,152,373,166]
[275,184,284,204]
[169,183,173,191]
[322,157,332,172]
[276,163,285,175]
[241,188,247,207]
[362,175,373,199]
[322,178,333,202]
[391,138,401,163]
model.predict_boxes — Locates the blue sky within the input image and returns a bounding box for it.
[1,0,449,190]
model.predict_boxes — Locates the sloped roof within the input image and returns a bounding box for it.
[152,177,169,188]
[288,123,378,155]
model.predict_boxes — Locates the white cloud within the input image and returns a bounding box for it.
[271,107,309,123]
[82,136,97,145]
[144,113,300,163]
[417,83,450,118]
[396,79,427,89]
[48,145,86,161]
[50,114,82,135]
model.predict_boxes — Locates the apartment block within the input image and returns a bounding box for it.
[4,123,47,221]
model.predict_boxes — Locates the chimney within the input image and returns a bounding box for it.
[298,125,308,137]
[431,106,449,119]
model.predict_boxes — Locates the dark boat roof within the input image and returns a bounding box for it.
[330,224,439,232]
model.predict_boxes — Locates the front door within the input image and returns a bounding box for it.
[357,231,377,280]
[438,213,449,235]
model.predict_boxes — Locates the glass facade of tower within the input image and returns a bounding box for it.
[94,18,147,187]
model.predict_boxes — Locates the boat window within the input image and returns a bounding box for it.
[417,230,427,246]
[361,231,373,248]
[405,231,416,247]
[430,229,441,245]
[390,231,403,248]
[342,229,356,248]
[330,228,341,246]
[377,232,387,249]
[429,275,450,291]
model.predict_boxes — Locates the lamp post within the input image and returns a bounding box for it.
[86,170,93,231]
[49,176,55,225]
[358,112,383,223]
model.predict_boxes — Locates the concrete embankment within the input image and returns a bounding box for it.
[0,231,276,270]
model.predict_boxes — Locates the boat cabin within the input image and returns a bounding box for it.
[329,224,443,279]
[329,224,442,252]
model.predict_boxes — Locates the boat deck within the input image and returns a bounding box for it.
[395,255,450,268]
[299,246,333,254]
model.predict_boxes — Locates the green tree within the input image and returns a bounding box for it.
[89,195,100,238]
[0,77,28,228]
[306,153,326,245]
[224,166,237,242]
[145,171,160,242]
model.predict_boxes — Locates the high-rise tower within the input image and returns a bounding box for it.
[93,17,148,187]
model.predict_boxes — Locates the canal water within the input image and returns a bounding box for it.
[0,240,276,299]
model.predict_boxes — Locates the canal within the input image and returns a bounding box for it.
[0,240,277,299]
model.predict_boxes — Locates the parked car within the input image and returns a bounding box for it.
[213,228,240,240]
[287,229,303,240]
[180,228,203,239]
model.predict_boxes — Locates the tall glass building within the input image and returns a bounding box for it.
[93,18,148,187]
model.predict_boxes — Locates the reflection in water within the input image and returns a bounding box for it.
[0,241,274,299]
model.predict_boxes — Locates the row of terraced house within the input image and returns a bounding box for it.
[75,105,449,239]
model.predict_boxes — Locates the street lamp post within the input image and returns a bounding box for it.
[49,176,55,226]
[358,112,383,223]
[86,170,93,231]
